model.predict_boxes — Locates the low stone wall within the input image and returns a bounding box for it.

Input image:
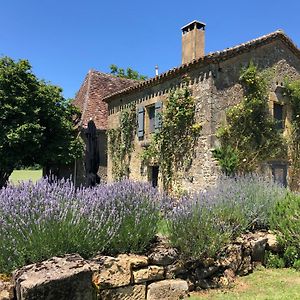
[0,231,279,300]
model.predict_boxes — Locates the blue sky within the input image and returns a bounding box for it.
[1,0,300,99]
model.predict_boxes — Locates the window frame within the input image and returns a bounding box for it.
[147,105,156,134]
[273,102,285,130]
[270,162,288,187]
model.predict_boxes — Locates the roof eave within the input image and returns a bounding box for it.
[103,31,300,103]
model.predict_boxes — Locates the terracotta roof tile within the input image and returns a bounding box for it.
[103,30,300,102]
[73,70,137,129]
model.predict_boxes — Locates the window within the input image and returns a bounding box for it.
[148,106,155,133]
[137,107,145,139]
[137,102,162,139]
[273,103,284,130]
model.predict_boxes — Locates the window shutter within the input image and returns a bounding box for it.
[137,107,145,138]
[155,101,163,131]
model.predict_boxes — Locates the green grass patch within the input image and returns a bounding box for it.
[9,169,43,184]
[187,268,300,300]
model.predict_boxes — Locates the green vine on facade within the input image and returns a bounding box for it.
[108,105,136,180]
[283,79,300,189]
[213,62,285,175]
[142,81,202,193]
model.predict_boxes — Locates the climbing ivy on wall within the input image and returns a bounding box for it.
[142,80,202,193]
[283,79,300,189]
[108,105,136,180]
[213,62,285,175]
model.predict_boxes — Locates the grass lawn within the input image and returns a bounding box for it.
[187,268,300,300]
[9,169,43,184]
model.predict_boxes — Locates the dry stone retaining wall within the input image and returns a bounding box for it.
[0,231,279,300]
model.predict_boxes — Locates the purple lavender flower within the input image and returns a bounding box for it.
[166,174,286,260]
[0,178,162,273]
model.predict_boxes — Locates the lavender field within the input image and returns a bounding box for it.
[0,175,290,274]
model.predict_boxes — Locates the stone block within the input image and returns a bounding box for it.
[91,254,148,289]
[237,255,252,276]
[117,254,148,269]
[196,278,219,290]
[165,262,186,279]
[91,255,132,289]
[147,279,188,300]
[133,265,164,283]
[0,279,14,300]
[13,254,95,300]
[217,244,243,272]
[251,237,268,262]
[266,233,280,253]
[218,268,235,287]
[148,235,178,266]
[99,284,146,300]
[195,266,219,279]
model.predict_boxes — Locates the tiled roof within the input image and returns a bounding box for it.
[73,70,137,129]
[103,30,300,102]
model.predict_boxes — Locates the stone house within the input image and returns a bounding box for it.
[102,21,300,191]
[71,70,136,186]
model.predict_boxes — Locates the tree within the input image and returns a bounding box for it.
[110,64,147,80]
[0,57,83,187]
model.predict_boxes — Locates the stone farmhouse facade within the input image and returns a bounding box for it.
[73,20,300,190]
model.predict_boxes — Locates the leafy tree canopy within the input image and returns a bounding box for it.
[0,57,83,186]
[110,64,147,80]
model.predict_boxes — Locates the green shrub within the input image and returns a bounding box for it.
[212,146,239,176]
[266,252,285,268]
[270,193,300,267]
[283,246,299,267]
[293,260,300,271]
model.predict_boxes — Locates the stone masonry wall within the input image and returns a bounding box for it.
[210,40,300,189]
[2,232,279,300]
[107,39,300,192]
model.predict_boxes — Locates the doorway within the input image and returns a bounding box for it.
[149,166,159,188]
[271,163,287,187]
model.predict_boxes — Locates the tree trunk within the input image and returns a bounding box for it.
[0,168,13,188]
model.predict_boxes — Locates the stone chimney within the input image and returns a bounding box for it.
[181,20,205,64]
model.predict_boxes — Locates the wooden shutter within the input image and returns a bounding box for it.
[155,101,162,131]
[137,107,145,138]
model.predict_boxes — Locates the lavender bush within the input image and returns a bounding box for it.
[167,196,235,261]
[209,174,287,230]
[167,175,286,261]
[0,179,161,273]
[105,180,161,254]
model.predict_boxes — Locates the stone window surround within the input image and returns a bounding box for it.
[269,85,291,135]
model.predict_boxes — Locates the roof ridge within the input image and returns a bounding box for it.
[103,30,299,102]
[79,70,93,126]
